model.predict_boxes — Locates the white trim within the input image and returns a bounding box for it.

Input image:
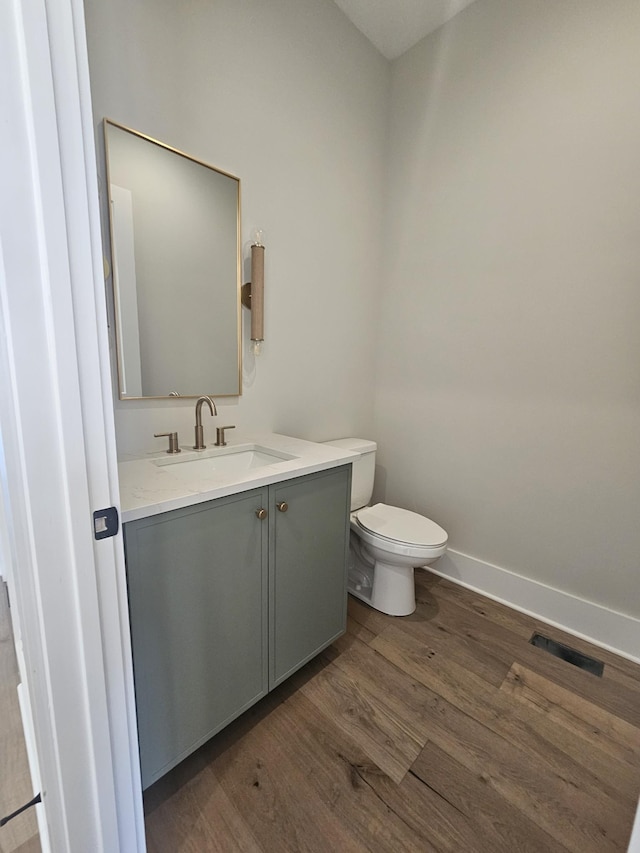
[47,0,146,845]
[628,799,640,853]
[1,0,144,848]
[18,682,51,851]
[429,549,640,664]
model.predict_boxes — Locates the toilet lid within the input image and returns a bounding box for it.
[355,503,447,547]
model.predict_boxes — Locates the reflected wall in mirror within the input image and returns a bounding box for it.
[104,119,242,399]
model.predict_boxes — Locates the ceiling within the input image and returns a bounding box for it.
[332,0,478,60]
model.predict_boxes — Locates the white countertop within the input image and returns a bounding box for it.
[118,432,357,523]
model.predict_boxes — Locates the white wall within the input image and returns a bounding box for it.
[375,0,640,619]
[85,0,640,623]
[84,0,389,457]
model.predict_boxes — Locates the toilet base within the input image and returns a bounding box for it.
[371,560,416,616]
[348,556,416,617]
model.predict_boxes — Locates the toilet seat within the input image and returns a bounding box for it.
[355,503,448,548]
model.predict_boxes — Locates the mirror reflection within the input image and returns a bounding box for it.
[104,119,241,399]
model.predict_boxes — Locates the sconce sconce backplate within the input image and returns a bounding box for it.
[241,282,253,309]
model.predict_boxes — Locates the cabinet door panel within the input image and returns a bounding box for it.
[270,466,350,687]
[124,488,268,788]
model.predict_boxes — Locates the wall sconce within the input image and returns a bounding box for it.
[241,229,265,355]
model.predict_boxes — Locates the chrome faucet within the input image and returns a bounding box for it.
[193,396,217,450]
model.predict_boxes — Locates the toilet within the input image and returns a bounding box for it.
[323,438,448,617]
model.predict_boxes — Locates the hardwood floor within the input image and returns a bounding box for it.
[144,573,640,852]
[0,583,40,853]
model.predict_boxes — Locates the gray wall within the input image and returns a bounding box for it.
[86,0,640,621]
[84,0,389,455]
[375,0,640,618]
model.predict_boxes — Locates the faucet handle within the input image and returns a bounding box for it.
[154,432,181,454]
[215,425,236,447]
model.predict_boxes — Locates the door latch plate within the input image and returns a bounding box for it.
[93,506,119,540]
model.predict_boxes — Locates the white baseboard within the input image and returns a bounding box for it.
[427,549,640,665]
[627,798,640,853]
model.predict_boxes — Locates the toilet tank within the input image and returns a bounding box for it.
[322,438,377,512]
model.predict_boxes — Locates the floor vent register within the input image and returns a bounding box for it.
[529,633,605,677]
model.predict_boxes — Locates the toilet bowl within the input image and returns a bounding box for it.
[323,439,448,617]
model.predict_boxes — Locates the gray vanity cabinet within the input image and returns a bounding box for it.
[269,466,351,687]
[124,488,268,789]
[124,464,350,789]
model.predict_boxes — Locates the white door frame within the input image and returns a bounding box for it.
[0,0,144,849]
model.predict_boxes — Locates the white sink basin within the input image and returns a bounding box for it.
[154,444,298,479]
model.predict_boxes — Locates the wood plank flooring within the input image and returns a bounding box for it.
[0,583,40,853]
[144,573,640,852]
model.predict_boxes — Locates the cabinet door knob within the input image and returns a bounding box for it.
[256,508,267,520]
[277,501,288,513]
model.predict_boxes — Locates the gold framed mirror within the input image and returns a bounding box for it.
[103,119,242,399]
